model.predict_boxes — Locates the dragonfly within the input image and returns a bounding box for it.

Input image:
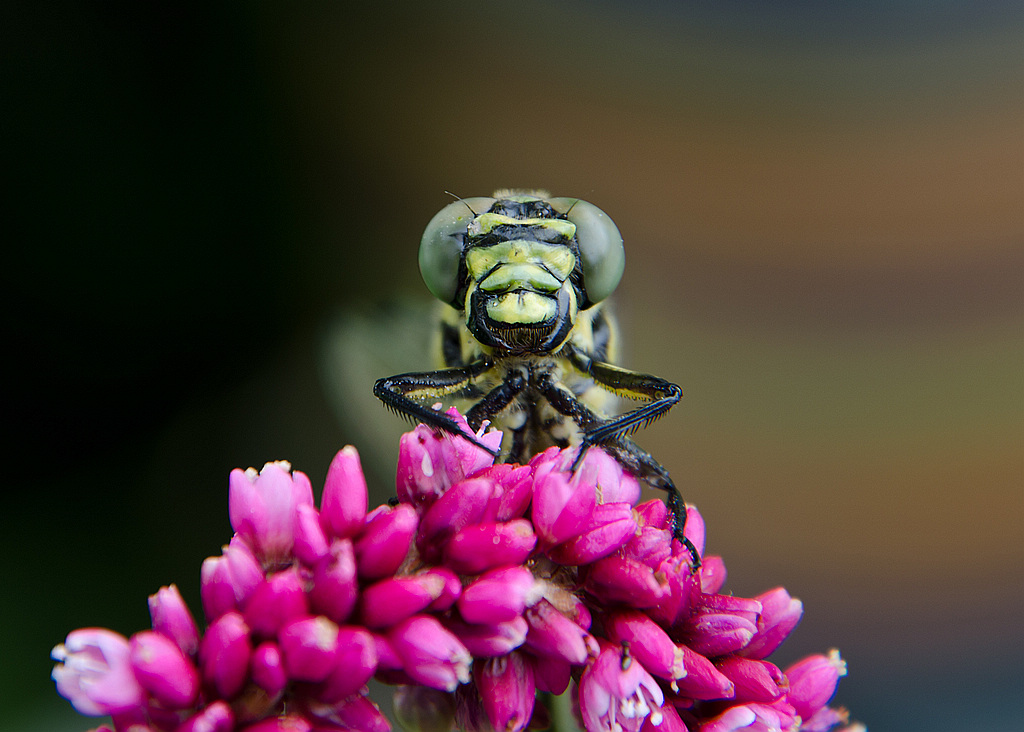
[373,191,698,566]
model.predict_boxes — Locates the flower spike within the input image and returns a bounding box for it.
[52,408,858,732]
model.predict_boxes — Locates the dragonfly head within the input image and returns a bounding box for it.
[419,191,625,354]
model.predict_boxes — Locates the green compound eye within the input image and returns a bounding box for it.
[419,197,496,304]
[549,198,625,305]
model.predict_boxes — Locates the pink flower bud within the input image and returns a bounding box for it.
[622,518,672,568]
[527,445,561,468]
[293,503,329,566]
[388,615,472,692]
[396,408,501,508]
[372,632,402,671]
[475,652,536,732]
[785,650,847,722]
[148,584,200,657]
[801,705,851,732]
[312,693,391,732]
[530,457,598,546]
[198,611,251,699]
[309,538,358,624]
[278,615,340,683]
[51,628,145,716]
[320,446,368,540]
[445,407,503,469]
[672,643,735,700]
[579,644,666,732]
[635,498,668,526]
[547,502,638,565]
[128,630,200,709]
[699,555,728,595]
[739,587,803,660]
[251,641,287,698]
[443,616,529,658]
[715,657,784,703]
[701,701,798,732]
[396,425,448,508]
[679,594,762,657]
[605,610,685,681]
[681,611,758,658]
[229,461,314,565]
[424,567,462,612]
[359,572,454,629]
[573,447,641,505]
[354,503,418,580]
[457,566,538,624]
[701,591,764,623]
[443,519,537,575]
[244,567,309,639]
[682,505,705,559]
[584,555,670,608]
[486,463,535,521]
[313,626,378,703]
[642,701,689,732]
[699,704,759,732]
[646,553,701,628]
[563,593,593,630]
[523,599,594,665]
[174,700,234,732]
[200,538,264,621]
[417,476,502,560]
[533,656,571,695]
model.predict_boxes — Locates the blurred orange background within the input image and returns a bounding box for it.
[6,3,1021,730]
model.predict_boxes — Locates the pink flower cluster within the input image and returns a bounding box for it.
[53,409,859,732]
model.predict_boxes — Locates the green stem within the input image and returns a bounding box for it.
[544,690,583,732]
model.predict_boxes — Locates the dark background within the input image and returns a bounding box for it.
[4,2,1022,730]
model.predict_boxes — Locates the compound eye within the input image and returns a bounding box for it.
[549,197,625,305]
[419,197,496,304]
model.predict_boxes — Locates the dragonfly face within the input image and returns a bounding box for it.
[375,190,698,565]
[418,193,625,356]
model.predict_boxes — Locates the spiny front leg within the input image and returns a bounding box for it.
[600,437,701,569]
[373,360,498,456]
[566,346,682,447]
[536,373,700,568]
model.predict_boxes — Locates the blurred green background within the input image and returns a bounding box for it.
[5,2,1022,730]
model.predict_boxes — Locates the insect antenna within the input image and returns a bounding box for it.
[443,190,479,216]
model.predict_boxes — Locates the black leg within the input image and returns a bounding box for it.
[465,368,527,432]
[565,346,682,447]
[373,360,498,455]
[598,437,701,569]
[546,352,700,568]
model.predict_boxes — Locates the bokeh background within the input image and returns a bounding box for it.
[5,2,1022,730]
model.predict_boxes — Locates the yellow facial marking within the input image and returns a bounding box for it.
[465,239,576,285]
[480,264,561,293]
[486,291,558,324]
[467,213,576,240]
